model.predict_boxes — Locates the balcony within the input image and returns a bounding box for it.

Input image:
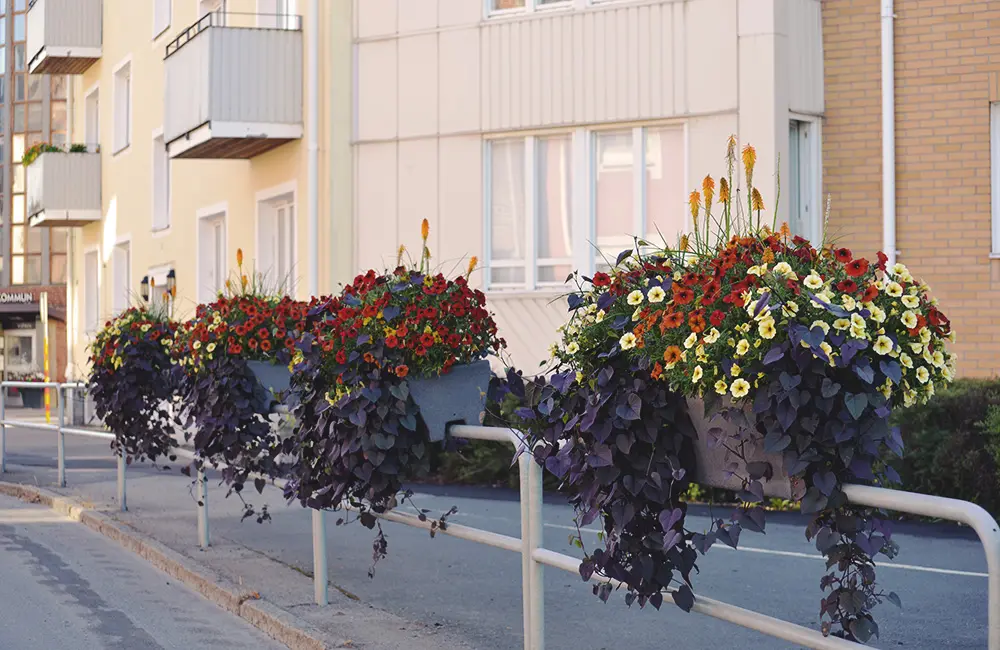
[164,12,303,159]
[26,0,102,75]
[26,149,102,228]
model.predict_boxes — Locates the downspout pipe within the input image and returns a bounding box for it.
[881,0,897,267]
[307,0,319,298]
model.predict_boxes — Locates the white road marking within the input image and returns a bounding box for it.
[544,523,989,578]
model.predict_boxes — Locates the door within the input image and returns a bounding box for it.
[199,214,226,302]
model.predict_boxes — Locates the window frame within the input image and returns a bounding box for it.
[151,127,171,233]
[992,102,1000,258]
[84,82,100,149]
[83,246,101,335]
[153,0,171,39]
[255,180,298,296]
[788,113,823,246]
[484,122,687,292]
[112,56,132,155]
[485,0,576,18]
[197,202,228,303]
[111,237,132,315]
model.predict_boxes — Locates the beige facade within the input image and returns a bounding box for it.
[353,0,824,369]
[27,0,354,378]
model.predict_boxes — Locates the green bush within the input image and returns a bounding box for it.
[892,378,1000,516]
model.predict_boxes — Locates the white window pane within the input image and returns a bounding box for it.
[489,139,526,264]
[595,130,634,259]
[644,126,686,245]
[85,251,99,332]
[536,136,572,263]
[113,243,131,313]
[152,135,169,230]
[537,265,572,285]
[493,0,525,9]
[994,103,1000,255]
[489,267,525,285]
[85,90,100,147]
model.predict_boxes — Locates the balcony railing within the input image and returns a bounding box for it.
[163,12,303,159]
[26,0,102,75]
[26,148,102,228]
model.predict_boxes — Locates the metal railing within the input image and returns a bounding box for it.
[165,11,303,58]
[0,386,996,649]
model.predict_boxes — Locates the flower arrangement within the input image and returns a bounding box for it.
[22,142,93,166]
[173,249,309,496]
[505,138,955,643]
[88,304,178,463]
[283,220,504,572]
[7,370,46,382]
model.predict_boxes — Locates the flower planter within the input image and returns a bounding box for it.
[19,387,45,409]
[686,398,803,500]
[247,360,292,396]
[408,360,492,442]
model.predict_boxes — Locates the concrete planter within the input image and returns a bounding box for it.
[247,360,292,397]
[687,398,803,500]
[409,360,492,443]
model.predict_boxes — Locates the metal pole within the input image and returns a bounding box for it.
[312,509,328,605]
[56,386,65,488]
[0,384,6,473]
[527,451,545,650]
[197,467,210,548]
[117,453,126,512]
[518,451,533,649]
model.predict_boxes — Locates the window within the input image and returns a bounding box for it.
[789,119,819,244]
[152,133,170,231]
[199,0,225,18]
[258,0,298,28]
[490,0,566,12]
[50,228,68,284]
[485,125,686,290]
[154,0,171,37]
[8,333,34,370]
[113,61,131,153]
[85,86,99,148]
[84,249,99,333]
[992,103,1000,256]
[198,212,226,302]
[257,194,296,293]
[112,241,131,314]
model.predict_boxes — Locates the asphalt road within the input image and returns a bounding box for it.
[0,422,992,649]
[0,493,287,650]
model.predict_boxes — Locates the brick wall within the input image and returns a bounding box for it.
[822,0,1000,378]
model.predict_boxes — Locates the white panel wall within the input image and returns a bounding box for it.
[398,35,439,138]
[357,40,398,141]
[27,153,102,217]
[356,142,399,271]
[785,0,824,114]
[27,0,103,61]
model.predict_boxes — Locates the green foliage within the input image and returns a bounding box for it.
[893,378,1000,516]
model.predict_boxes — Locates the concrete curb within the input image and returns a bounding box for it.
[0,482,330,650]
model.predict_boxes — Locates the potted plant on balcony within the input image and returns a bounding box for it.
[173,249,309,497]
[88,303,178,463]
[7,370,46,408]
[501,138,956,643]
[283,220,505,572]
[22,142,92,167]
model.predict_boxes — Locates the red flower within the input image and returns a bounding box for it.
[834,248,853,263]
[710,310,725,327]
[845,258,869,277]
[447,334,461,348]
[876,250,889,272]
[258,327,269,338]
[395,365,409,378]
[836,279,858,294]
[672,286,694,305]
[861,284,879,303]
[229,344,243,355]
[386,335,399,348]
[260,339,273,352]
[363,352,376,363]
[786,278,802,296]
[592,272,611,287]
[248,338,259,350]
[414,346,427,357]
[650,362,663,381]
[335,350,347,364]
[420,333,435,347]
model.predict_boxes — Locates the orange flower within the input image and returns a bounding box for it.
[751,188,765,212]
[688,313,707,334]
[689,191,701,223]
[662,311,684,330]
[702,175,715,210]
[663,346,683,365]
[718,177,730,204]
[761,248,775,264]
[236,248,244,267]
[467,256,478,277]
[421,218,430,241]
[779,221,792,240]
[679,234,689,252]
[742,144,757,178]
[396,365,409,378]
[650,362,664,381]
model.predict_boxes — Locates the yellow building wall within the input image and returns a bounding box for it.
[66,0,353,379]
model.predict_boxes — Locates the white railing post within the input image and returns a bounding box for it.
[518,450,533,648]
[0,383,6,474]
[117,453,127,512]
[527,449,545,650]
[313,509,328,605]
[197,466,210,548]
[56,386,66,488]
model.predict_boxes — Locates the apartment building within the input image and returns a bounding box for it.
[353,0,824,369]
[823,1,1000,377]
[25,0,352,379]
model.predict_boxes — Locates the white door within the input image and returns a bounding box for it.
[112,242,131,313]
[85,89,99,149]
[199,215,226,302]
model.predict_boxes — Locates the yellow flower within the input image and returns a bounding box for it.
[841,295,857,311]
[692,366,704,383]
[576,371,585,383]
[566,342,580,355]
[595,310,606,323]
[880,380,893,399]
[782,301,799,318]
[627,290,644,306]
[632,307,643,322]
[715,380,729,395]
[772,261,793,277]
[850,314,866,330]
[922,348,934,366]
[679,235,689,252]
[421,218,430,240]
[206,342,216,353]
[719,177,730,203]
[919,327,932,344]
[869,306,887,324]
[819,342,835,365]
[910,342,924,354]
[747,265,762,277]
[849,325,867,340]
[803,272,824,290]
[932,350,945,368]
[751,188,765,212]
[890,262,909,278]
[684,333,698,349]
[731,378,751,399]
[742,143,757,178]
[810,320,831,335]
[833,318,851,331]
[758,319,777,340]
[736,339,750,356]
[731,364,741,376]
[886,282,903,298]
[648,286,666,303]
[702,175,715,209]
[901,311,918,329]
[689,191,702,223]
[193,340,202,350]
[901,295,920,309]
[703,328,721,345]
[899,353,913,369]
[619,333,638,350]
[141,324,151,332]
[916,366,930,384]
[874,335,893,355]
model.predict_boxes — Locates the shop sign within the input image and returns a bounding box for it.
[0,293,33,305]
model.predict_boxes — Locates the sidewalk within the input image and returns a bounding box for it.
[0,427,482,650]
